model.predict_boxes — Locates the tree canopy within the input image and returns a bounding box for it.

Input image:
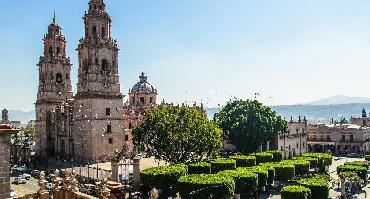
[133,105,222,164]
[214,99,287,153]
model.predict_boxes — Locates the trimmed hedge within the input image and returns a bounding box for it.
[297,175,329,199]
[292,156,319,168]
[274,164,295,182]
[339,171,360,181]
[238,166,268,188]
[230,155,256,167]
[210,158,236,173]
[141,164,187,190]
[365,155,370,161]
[188,162,211,174]
[303,153,332,167]
[344,161,370,169]
[281,185,311,199]
[253,152,273,165]
[337,165,367,180]
[283,160,310,176]
[267,150,283,162]
[218,170,258,195]
[178,174,235,199]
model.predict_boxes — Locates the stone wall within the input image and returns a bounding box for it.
[0,125,16,199]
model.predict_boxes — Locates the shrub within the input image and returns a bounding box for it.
[298,176,329,199]
[141,164,187,191]
[253,152,273,165]
[281,185,311,199]
[282,160,310,176]
[337,165,367,180]
[230,155,256,167]
[339,171,360,181]
[259,163,276,184]
[238,166,268,188]
[303,153,332,167]
[344,161,370,169]
[218,170,258,195]
[210,158,236,173]
[188,162,211,174]
[274,164,295,182]
[292,156,319,168]
[178,174,235,199]
[365,155,370,161]
[267,150,283,162]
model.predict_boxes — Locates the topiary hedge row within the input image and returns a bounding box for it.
[344,161,370,169]
[274,164,295,182]
[337,165,367,180]
[178,174,235,199]
[238,166,269,188]
[267,150,283,162]
[188,162,211,174]
[281,185,311,199]
[303,153,332,167]
[218,169,258,195]
[365,155,370,161]
[292,156,319,168]
[297,175,329,199]
[141,164,187,191]
[230,155,256,167]
[210,158,236,173]
[253,152,274,165]
[282,160,310,176]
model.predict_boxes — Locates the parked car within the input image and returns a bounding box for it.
[31,170,39,178]
[46,183,54,190]
[347,153,359,158]
[79,184,97,195]
[15,165,27,172]
[22,173,31,180]
[13,177,26,184]
[10,188,16,198]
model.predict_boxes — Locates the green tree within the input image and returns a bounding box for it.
[214,99,287,153]
[21,123,36,141]
[133,105,222,164]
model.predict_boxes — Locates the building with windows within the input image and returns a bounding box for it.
[35,0,124,163]
[0,125,17,199]
[307,123,370,154]
[277,117,308,158]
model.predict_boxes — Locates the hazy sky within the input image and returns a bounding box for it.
[2,0,370,111]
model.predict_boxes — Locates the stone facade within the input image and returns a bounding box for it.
[35,0,124,163]
[0,125,17,199]
[307,123,370,154]
[277,117,308,158]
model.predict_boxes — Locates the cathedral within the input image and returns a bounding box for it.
[35,0,158,163]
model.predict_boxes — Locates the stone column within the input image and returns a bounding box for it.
[111,160,119,182]
[0,125,17,199]
[133,157,141,191]
[266,141,270,151]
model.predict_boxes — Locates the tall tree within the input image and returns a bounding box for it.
[214,99,287,153]
[133,105,222,164]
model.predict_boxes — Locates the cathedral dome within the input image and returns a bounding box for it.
[131,72,157,94]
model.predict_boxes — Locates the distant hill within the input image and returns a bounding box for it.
[8,110,35,123]
[207,103,370,123]
[304,95,370,105]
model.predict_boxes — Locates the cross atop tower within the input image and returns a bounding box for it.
[53,10,56,24]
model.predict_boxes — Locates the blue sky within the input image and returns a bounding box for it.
[2,0,370,111]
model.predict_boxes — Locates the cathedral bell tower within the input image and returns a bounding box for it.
[35,13,73,156]
[74,0,124,161]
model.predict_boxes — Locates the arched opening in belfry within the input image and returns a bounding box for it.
[57,47,60,55]
[56,73,63,83]
[92,26,97,36]
[49,47,53,56]
[102,27,106,37]
[102,59,109,71]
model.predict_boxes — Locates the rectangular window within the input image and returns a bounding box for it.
[109,138,113,144]
[128,123,132,129]
[107,125,112,133]
[342,135,346,141]
[350,135,354,142]
[125,135,129,141]
[140,97,145,105]
[327,135,331,141]
[106,108,111,116]
[150,97,153,104]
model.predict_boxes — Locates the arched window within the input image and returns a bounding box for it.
[57,47,60,54]
[56,73,63,83]
[92,26,97,36]
[102,59,108,71]
[49,47,53,56]
[102,27,106,37]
